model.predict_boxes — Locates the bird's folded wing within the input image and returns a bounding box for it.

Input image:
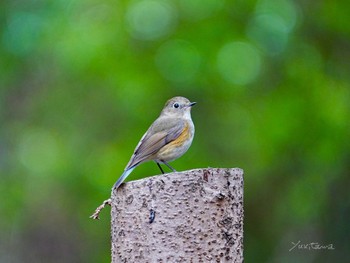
[125,119,185,169]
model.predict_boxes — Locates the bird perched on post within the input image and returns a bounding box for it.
[113,96,196,190]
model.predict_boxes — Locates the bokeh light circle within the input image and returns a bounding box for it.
[217,41,262,85]
[247,14,289,55]
[155,39,201,83]
[126,0,177,40]
[247,0,299,55]
[17,129,60,174]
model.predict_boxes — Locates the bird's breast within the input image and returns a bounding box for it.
[156,121,194,162]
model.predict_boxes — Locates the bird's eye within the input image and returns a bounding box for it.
[173,103,180,108]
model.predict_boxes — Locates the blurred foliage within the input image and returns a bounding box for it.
[1,0,350,262]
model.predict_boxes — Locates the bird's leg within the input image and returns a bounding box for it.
[156,162,165,174]
[162,161,177,172]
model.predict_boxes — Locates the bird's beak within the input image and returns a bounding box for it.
[188,102,196,107]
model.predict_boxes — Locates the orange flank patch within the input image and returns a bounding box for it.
[157,122,191,160]
[169,122,191,147]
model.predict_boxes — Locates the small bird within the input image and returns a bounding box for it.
[113,96,196,190]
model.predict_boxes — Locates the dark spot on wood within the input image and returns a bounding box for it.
[203,169,210,182]
[216,192,225,200]
[149,209,156,223]
[126,195,133,204]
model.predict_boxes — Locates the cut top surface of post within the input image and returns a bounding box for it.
[111,168,244,263]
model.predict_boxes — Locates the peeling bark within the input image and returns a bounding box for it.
[111,168,244,263]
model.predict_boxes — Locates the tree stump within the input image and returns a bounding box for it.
[111,168,244,263]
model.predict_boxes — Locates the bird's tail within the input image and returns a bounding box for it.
[112,167,135,190]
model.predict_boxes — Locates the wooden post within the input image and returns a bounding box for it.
[111,168,244,263]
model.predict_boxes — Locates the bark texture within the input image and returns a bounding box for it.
[111,168,244,263]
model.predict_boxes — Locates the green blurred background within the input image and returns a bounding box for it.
[1,0,349,262]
